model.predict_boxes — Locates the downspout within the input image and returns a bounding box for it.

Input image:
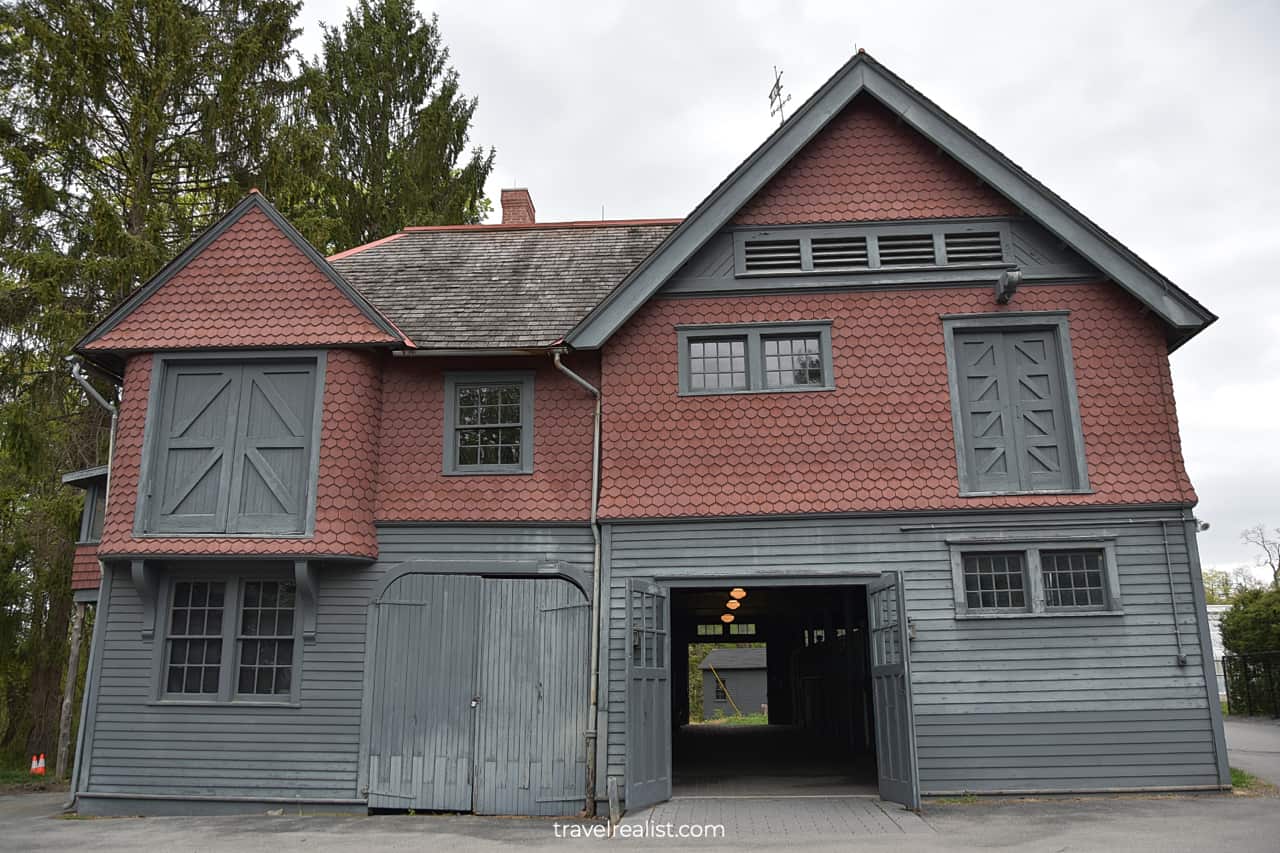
[64,356,119,810]
[551,348,603,817]
[1161,520,1188,667]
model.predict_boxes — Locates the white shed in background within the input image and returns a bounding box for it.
[1207,604,1230,699]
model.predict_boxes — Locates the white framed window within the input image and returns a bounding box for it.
[949,537,1122,618]
[677,321,834,396]
[442,371,535,475]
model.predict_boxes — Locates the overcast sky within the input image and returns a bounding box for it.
[299,0,1278,574]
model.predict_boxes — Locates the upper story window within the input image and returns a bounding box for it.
[942,313,1089,496]
[734,222,1009,277]
[678,322,834,396]
[140,355,322,536]
[443,372,535,475]
[162,574,300,703]
[949,539,1122,618]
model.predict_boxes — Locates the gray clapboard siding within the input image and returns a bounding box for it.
[601,508,1223,795]
[82,524,592,808]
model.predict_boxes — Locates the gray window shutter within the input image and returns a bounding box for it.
[1006,330,1073,491]
[226,363,318,534]
[148,365,242,533]
[954,332,1017,493]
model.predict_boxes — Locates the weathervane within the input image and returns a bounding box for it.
[768,66,791,126]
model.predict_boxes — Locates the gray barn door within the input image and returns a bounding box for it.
[473,578,590,816]
[868,572,921,810]
[365,574,483,810]
[625,579,670,810]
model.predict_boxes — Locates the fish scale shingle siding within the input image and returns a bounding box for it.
[98,349,382,559]
[72,544,100,590]
[598,282,1196,519]
[733,95,1017,225]
[84,206,398,351]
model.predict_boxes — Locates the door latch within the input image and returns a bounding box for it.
[470,696,481,708]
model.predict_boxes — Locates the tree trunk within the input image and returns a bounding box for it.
[55,602,86,779]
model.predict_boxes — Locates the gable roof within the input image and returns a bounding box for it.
[77,192,410,354]
[568,52,1215,351]
[329,220,677,349]
[699,647,767,670]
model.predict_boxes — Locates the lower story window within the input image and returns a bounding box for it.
[951,541,1121,617]
[162,575,300,702]
[714,682,727,701]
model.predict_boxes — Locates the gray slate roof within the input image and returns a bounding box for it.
[699,647,766,670]
[329,222,678,349]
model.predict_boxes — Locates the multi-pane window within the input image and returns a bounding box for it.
[697,624,723,637]
[678,322,833,395]
[962,553,1027,610]
[237,581,297,696]
[444,373,534,475]
[714,682,727,701]
[162,576,300,702]
[166,581,226,695]
[630,587,666,670]
[688,338,748,391]
[728,622,757,636]
[455,383,523,467]
[951,542,1120,617]
[763,335,824,388]
[1042,550,1107,609]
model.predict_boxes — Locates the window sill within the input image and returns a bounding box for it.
[678,384,836,398]
[955,609,1123,620]
[148,699,301,709]
[442,468,534,477]
[957,488,1095,498]
[134,531,312,539]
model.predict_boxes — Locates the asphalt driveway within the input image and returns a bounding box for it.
[1225,716,1280,785]
[2,789,1279,852]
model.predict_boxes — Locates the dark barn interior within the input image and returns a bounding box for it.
[670,585,879,795]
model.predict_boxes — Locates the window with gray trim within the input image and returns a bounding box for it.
[443,372,535,475]
[142,356,321,536]
[160,574,302,703]
[949,540,1121,617]
[943,314,1088,495]
[714,682,727,701]
[678,322,834,395]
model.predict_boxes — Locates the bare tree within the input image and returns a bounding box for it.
[1241,524,1280,588]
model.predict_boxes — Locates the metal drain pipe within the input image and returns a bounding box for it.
[551,349,603,817]
[1161,520,1188,667]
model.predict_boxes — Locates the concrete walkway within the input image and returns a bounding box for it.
[1225,716,1280,784]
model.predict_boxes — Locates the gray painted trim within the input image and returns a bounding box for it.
[595,523,613,800]
[62,465,108,486]
[566,54,1213,350]
[941,312,1090,496]
[134,351,326,538]
[373,558,591,602]
[150,565,305,706]
[77,193,404,349]
[441,370,536,476]
[76,792,367,817]
[676,321,834,396]
[74,562,112,801]
[73,588,99,604]
[76,480,105,544]
[1183,511,1232,787]
[923,784,1226,798]
[947,537,1123,618]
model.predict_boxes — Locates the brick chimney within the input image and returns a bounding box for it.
[501,188,536,225]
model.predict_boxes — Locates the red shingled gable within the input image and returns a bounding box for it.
[599,282,1196,519]
[733,95,1016,225]
[71,543,100,590]
[84,205,400,351]
[376,355,596,522]
[99,349,382,559]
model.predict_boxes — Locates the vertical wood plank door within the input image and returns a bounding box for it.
[868,571,921,810]
[365,574,483,811]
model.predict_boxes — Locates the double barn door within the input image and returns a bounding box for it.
[362,574,590,815]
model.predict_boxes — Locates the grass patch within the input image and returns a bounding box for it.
[699,712,769,727]
[1232,767,1260,789]
[931,794,980,805]
[0,762,68,793]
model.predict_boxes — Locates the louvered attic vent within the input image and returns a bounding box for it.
[742,238,803,273]
[735,223,1008,277]
[944,231,1003,263]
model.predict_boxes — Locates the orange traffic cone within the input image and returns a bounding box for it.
[35,754,45,776]
[29,755,37,775]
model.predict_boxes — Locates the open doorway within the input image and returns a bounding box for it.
[669,585,878,796]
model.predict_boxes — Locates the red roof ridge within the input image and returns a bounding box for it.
[400,218,683,233]
[327,231,409,261]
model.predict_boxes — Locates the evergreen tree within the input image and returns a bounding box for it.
[284,0,495,252]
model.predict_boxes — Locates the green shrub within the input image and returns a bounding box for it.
[1221,587,1280,656]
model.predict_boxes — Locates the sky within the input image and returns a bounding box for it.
[298,0,1279,574]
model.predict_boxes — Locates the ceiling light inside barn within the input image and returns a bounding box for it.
[720,613,735,623]
[730,588,747,600]
[726,600,740,610]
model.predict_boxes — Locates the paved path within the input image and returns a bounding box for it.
[1225,717,1280,784]
[623,794,930,838]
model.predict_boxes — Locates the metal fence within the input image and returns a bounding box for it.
[1224,651,1280,717]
